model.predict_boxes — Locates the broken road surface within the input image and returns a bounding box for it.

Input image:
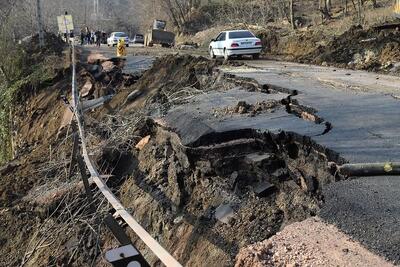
[225,59,400,263]
[230,60,400,163]
[85,46,400,265]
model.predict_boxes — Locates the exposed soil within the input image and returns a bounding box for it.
[235,217,393,267]
[299,25,400,71]
[1,43,388,267]
[96,122,341,266]
[83,54,346,266]
[0,46,138,266]
[213,100,281,117]
[91,54,246,120]
[0,55,81,266]
[254,24,400,73]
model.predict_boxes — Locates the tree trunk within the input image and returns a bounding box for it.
[339,162,400,176]
[357,0,362,24]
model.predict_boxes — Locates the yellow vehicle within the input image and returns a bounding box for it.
[395,0,400,18]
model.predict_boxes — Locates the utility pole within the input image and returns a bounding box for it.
[290,0,295,30]
[93,0,99,25]
[94,0,99,17]
[36,0,44,47]
[357,0,362,25]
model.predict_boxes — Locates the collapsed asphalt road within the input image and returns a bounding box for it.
[226,60,400,163]
[222,60,400,263]
[83,45,400,264]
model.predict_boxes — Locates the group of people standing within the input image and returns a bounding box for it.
[80,27,106,46]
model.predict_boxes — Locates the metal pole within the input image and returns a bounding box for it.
[36,0,44,47]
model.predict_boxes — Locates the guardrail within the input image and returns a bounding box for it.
[70,43,182,267]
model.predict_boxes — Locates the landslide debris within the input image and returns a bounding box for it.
[72,52,346,266]
[0,36,85,266]
[252,24,400,72]
[235,217,393,267]
[0,45,347,267]
[93,115,342,266]
[299,25,400,71]
[97,54,243,118]
[0,41,139,266]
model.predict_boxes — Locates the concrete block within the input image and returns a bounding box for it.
[215,204,235,224]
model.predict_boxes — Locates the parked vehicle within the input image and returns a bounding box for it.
[144,20,175,47]
[132,34,144,44]
[209,30,262,60]
[107,32,129,47]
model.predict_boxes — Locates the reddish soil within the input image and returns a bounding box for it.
[235,217,393,267]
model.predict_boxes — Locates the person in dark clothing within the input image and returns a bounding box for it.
[95,31,101,47]
[102,31,107,44]
[86,29,91,45]
[80,31,85,45]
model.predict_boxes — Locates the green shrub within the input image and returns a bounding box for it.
[0,39,60,164]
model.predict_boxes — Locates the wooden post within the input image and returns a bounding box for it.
[68,132,79,178]
[104,215,132,246]
[77,154,94,209]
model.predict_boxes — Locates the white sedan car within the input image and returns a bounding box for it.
[209,30,262,60]
[107,32,129,47]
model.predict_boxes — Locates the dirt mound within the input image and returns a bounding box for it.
[274,25,400,71]
[100,54,236,117]
[235,217,393,267]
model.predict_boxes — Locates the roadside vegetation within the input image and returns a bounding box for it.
[0,5,28,163]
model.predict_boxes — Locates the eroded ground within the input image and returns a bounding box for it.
[1,43,399,266]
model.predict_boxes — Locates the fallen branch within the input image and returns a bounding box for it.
[339,162,400,176]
